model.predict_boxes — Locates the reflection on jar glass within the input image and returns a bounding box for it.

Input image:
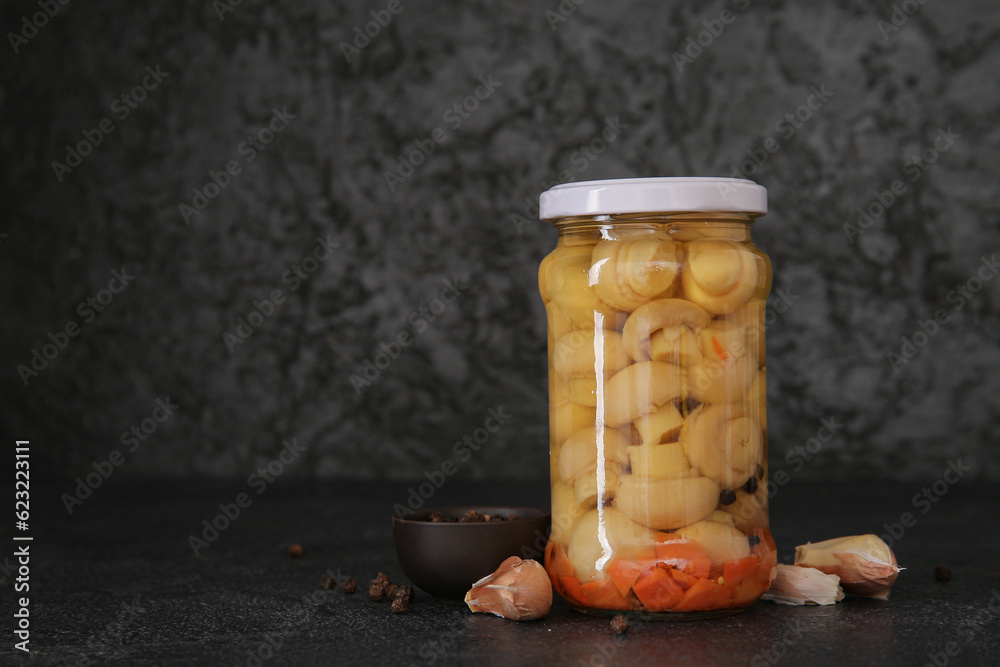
[538,178,777,618]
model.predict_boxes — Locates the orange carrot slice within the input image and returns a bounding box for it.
[581,579,631,610]
[607,558,646,599]
[632,567,684,611]
[655,541,712,579]
[559,575,588,606]
[667,567,699,591]
[548,542,575,578]
[673,577,726,612]
[723,556,758,586]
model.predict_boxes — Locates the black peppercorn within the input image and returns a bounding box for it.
[369,582,387,602]
[743,476,759,494]
[610,614,629,635]
[720,489,737,506]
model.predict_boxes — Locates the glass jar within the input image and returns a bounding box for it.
[538,178,776,618]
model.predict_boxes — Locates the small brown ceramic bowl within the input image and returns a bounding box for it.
[392,506,551,603]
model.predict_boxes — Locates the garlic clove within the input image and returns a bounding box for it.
[464,557,552,621]
[794,534,902,600]
[761,563,844,606]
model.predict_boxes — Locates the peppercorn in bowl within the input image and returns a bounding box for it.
[392,506,551,602]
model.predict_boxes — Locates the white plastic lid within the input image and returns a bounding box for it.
[539,177,767,220]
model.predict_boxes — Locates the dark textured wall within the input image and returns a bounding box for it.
[2,0,999,482]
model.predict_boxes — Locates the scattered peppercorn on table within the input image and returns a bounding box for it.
[19,478,1000,666]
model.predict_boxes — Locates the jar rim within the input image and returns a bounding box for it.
[539,177,767,221]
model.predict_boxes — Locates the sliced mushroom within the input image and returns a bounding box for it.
[621,239,681,299]
[553,330,631,379]
[681,404,763,489]
[614,475,720,531]
[676,517,751,564]
[568,376,599,407]
[592,239,680,312]
[626,442,693,479]
[687,351,758,404]
[545,303,576,343]
[604,361,686,427]
[544,247,622,329]
[550,480,587,545]
[574,464,620,508]
[633,402,685,446]
[557,426,631,482]
[698,319,753,362]
[550,397,598,447]
[622,299,712,362]
[592,241,648,312]
[568,508,656,581]
[538,244,591,303]
[648,327,703,366]
[681,239,761,314]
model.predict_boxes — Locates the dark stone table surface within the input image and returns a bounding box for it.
[3,479,998,666]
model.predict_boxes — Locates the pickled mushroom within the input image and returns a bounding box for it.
[622,299,712,362]
[681,239,759,314]
[681,405,763,489]
[614,474,720,530]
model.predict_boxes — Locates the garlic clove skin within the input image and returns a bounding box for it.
[464,557,552,621]
[761,564,844,606]
[795,534,902,600]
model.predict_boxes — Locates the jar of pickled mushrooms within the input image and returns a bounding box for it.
[539,178,776,618]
